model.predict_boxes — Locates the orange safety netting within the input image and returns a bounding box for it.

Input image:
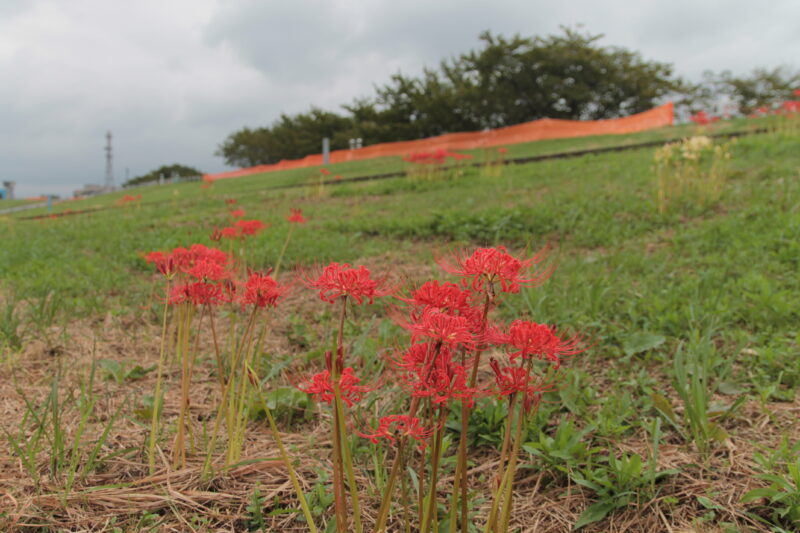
[205,102,673,181]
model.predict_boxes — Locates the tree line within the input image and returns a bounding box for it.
[123,164,203,187]
[214,27,799,168]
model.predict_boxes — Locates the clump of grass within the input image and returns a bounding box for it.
[654,135,735,215]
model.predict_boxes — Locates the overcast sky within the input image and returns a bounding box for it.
[1,0,797,198]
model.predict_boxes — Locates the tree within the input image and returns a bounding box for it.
[216,108,355,167]
[216,27,688,167]
[699,67,800,114]
[124,164,203,187]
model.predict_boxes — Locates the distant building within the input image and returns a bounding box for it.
[0,181,15,200]
[73,184,113,198]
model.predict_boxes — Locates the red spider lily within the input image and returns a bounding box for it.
[689,110,711,125]
[403,148,470,165]
[392,343,478,406]
[358,415,434,446]
[225,198,237,205]
[234,219,267,236]
[782,100,800,113]
[448,151,474,161]
[117,194,142,205]
[168,283,191,305]
[503,320,585,366]
[230,209,246,219]
[391,341,437,373]
[145,251,178,278]
[168,281,228,306]
[176,244,229,270]
[147,246,228,278]
[240,271,287,308]
[221,227,239,239]
[489,358,558,412]
[201,183,212,189]
[294,367,371,407]
[794,89,800,97]
[401,308,475,348]
[301,262,393,304]
[409,356,477,407]
[335,174,342,181]
[436,246,550,294]
[488,359,529,397]
[398,280,473,316]
[287,208,307,224]
[320,168,331,175]
[151,245,230,277]
[209,228,223,242]
[184,258,232,282]
[497,147,508,154]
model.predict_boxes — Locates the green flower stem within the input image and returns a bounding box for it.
[482,394,517,533]
[273,224,294,279]
[497,358,535,532]
[334,386,363,533]
[201,307,258,479]
[421,405,448,533]
[249,364,319,533]
[373,438,406,533]
[374,342,440,532]
[148,278,171,475]
[453,293,492,532]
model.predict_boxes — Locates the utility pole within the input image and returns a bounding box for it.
[322,137,330,165]
[104,131,114,189]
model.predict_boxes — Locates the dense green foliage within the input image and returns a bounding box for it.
[123,163,203,187]
[698,66,800,114]
[217,28,686,167]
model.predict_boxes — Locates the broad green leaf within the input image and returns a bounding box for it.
[623,332,665,357]
[741,487,779,503]
[651,393,677,423]
[717,381,746,395]
[125,364,156,380]
[573,501,617,530]
[696,495,722,510]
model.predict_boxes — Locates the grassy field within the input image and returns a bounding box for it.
[1,120,799,532]
[0,198,45,210]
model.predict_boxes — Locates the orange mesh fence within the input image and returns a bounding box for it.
[205,102,673,181]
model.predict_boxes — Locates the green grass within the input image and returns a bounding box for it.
[0,198,44,210]
[2,119,799,531]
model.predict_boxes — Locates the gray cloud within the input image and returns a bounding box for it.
[0,0,797,197]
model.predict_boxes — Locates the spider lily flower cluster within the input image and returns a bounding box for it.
[403,148,473,181]
[145,242,288,470]
[286,246,583,533]
[143,208,305,477]
[144,234,583,532]
[117,193,142,205]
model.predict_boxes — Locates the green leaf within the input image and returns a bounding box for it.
[98,359,124,383]
[741,487,779,503]
[708,422,729,443]
[573,501,617,530]
[651,393,677,423]
[696,496,722,510]
[623,332,665,357]
[125,364,156,381]
[717,381,746,395]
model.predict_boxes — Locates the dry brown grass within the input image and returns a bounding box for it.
[0,260,794,532]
